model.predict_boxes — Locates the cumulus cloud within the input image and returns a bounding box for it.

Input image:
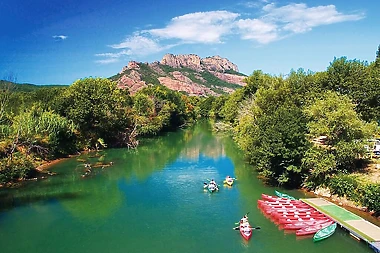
[95,58,119,64]
[109,35,175,55]
[148,11,240,43]
[52,35,68,41]
[95,35,176,64]
[236,18,278,44]
[96,3,365,63]
[262,3,364,34]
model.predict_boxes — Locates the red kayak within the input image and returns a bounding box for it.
[264,208,314,214]
[260,203,310,209]
[278,216,327,224]
[282,219,332,230]
[240,224,252,240]
[258,200,304,207]
[261,194,298,202]
[295,221,335,236]
[272,213,326,220]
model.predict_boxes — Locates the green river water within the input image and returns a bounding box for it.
[0,121,375,253]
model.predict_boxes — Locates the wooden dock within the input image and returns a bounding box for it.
[301,198,380,253]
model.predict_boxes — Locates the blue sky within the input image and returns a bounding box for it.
[1,0,379,85]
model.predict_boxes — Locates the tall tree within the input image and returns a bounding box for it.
[58,78,132,148]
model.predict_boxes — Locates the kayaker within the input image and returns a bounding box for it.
[209,179,217,188]
[243,224,251,232]
[240,214,248,224]
[226,176,233,182]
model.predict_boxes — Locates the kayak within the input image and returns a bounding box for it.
[223,179,234,186]
[272,213,326,221]
[239,224,252,240]
[272,210,320,216]
[258,201,307,209]
[278,217,327,224]
[282,219,333,230]
[275,190,297,200]
[208,185,217,193]
[261,194,292,202]
[264,208,314,214]
[258,199,302,205]
[259,202,310,209]
[205,183,218,193]
[313,223,337,242]
[296,221,335,236]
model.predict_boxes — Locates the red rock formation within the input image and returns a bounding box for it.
[210,71,246,86]
[116,54,246,95]
[117,70,147,93]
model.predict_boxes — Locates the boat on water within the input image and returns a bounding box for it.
[313,223,337,242]
[278,216,326,224]
[275,190,297,200]
[258,199,305,206]
[223,178,234,186]
[240,224,252,240]
[282,219,333,230]
[264,208,314,214]
[261,194,294,202]
[272,212,326,221]
[259,202,310,210]
[296,221,335,236]
[206,183,218,193]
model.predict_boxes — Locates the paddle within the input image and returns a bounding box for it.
[233,226,261,230]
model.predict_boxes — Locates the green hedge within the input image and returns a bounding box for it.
[328,174,380,212]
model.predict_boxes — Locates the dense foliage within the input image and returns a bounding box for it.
[0,78,198,185]
[1,46,379,214]
[210,46,380,211]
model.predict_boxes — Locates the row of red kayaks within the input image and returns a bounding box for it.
[258,194,334,236]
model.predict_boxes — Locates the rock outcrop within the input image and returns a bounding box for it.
[115,53,247,96]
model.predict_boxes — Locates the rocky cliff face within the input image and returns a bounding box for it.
[115,54,246,96]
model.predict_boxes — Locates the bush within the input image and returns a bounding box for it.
[0,154,35,184]
[360,183,380,212]
[328,174,380,212]
[328,174,359,198]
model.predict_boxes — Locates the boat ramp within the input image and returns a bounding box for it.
[301,198,380,253]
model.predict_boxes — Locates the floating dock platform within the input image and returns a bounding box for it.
[301,198,380,253]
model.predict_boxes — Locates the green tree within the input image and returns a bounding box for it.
[58,78,132,148]
[303,91,376,189]
[324,57,379,122]
[234,76,310,187]
[304,91,375,145]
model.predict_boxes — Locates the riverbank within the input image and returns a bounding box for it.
[35,157,70,172]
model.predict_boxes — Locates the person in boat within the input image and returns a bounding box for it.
[243,224,252,233]
[203,182,208,189]
[225,175,233,182]
[210,179,219,190]
[240,214,249,224]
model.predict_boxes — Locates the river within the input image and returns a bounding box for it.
[0,121,374,253]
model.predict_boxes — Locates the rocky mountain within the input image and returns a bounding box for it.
[111,54,247,96]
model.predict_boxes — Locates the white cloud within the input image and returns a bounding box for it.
[110,35,173,55]
[95,58,119,64]
[236,18,278,44]
[52,35,68,41]
[96,3,365,61]
[240,0,270,9]
[262,3,364,33]
[148,11,240,43]
[95,35,176,64]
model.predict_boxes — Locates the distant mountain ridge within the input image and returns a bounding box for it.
[112,53,247,96]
